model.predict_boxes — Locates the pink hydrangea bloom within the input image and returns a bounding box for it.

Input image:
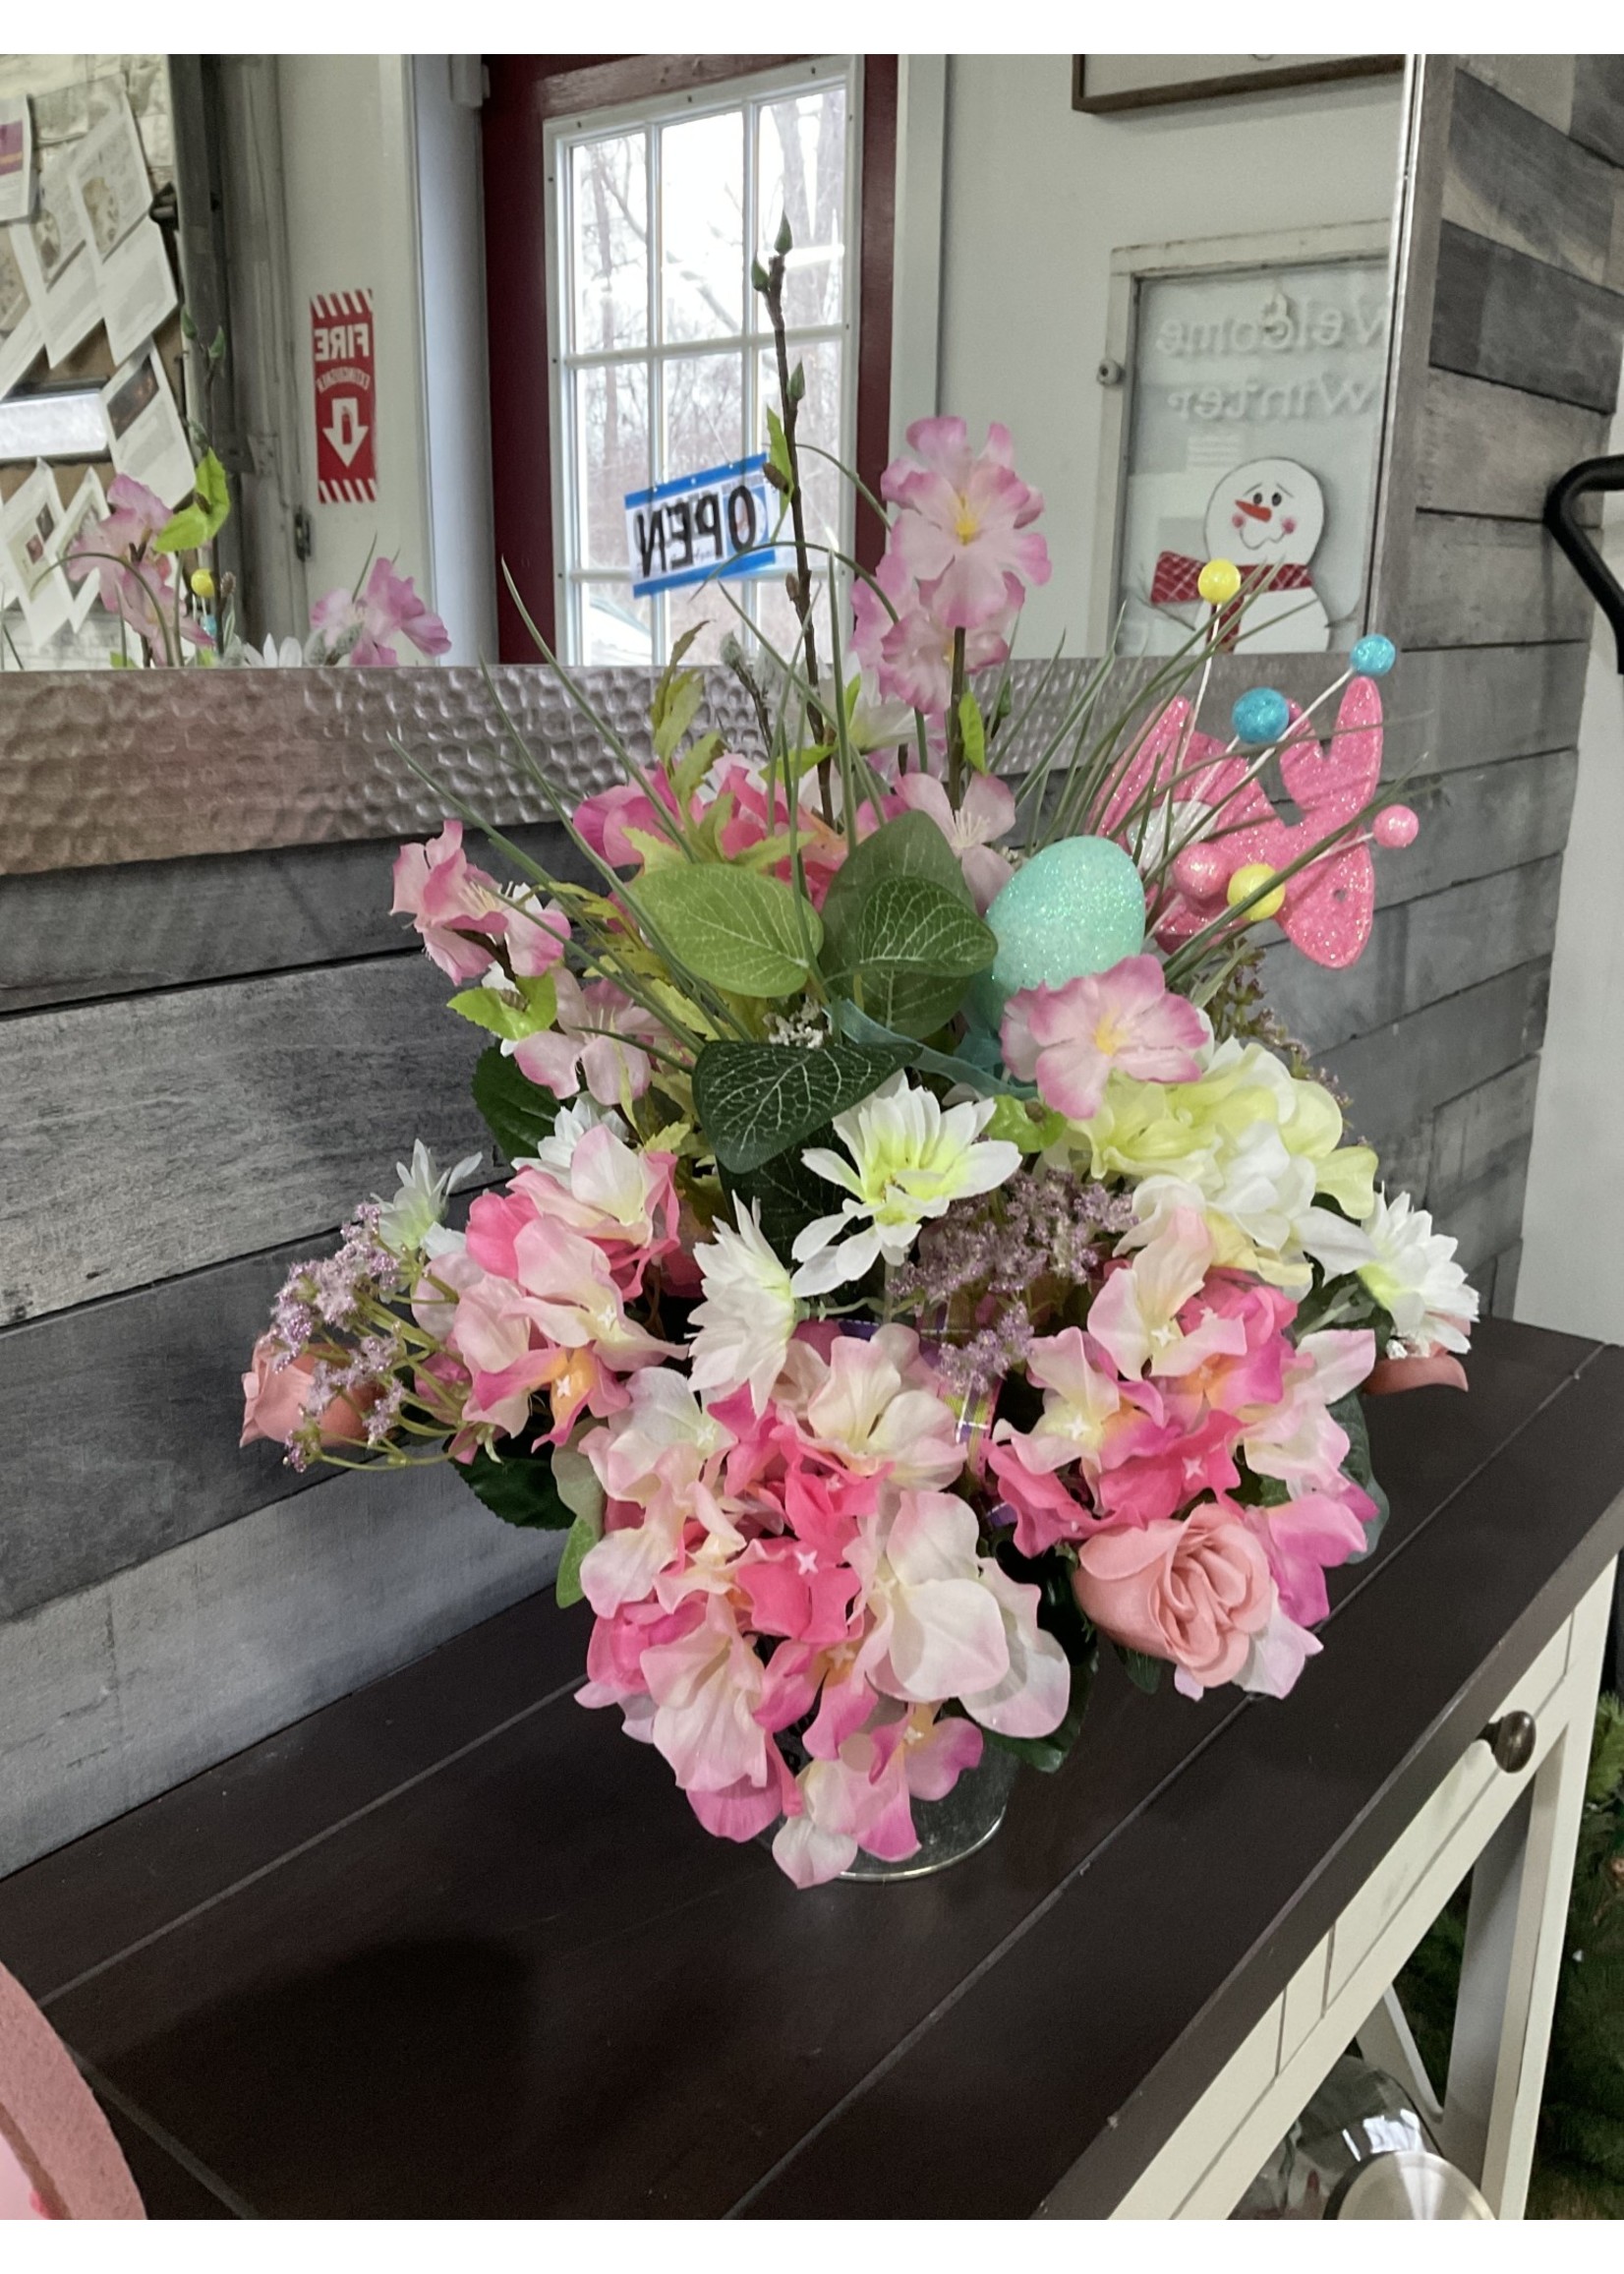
[510,971,665,1106]
[1001,956,1210,1123]
[391,818,570,984]
[882,416,1051,630]
[467,1121,679,1299]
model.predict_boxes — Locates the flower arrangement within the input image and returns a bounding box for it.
[242,230,1476,1887]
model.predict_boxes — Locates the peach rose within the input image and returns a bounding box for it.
[240,1335,372,1450]
[1071,1503,1273,1692]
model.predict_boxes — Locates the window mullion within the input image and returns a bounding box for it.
[741,96,760,632]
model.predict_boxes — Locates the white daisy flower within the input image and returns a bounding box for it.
[688,1198,799,1413]
[375,1138,483,1255]
[1306,1187,1479,1356]
[789,1071,1021,1298]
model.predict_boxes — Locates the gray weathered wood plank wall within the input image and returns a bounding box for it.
[1360,54,1624,1326]
[1,55,1616,1875]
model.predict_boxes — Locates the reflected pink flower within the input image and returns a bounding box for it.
[311,556,450,665]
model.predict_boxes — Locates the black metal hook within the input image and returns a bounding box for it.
[1545,455,1624,674]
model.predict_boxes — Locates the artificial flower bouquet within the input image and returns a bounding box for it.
[242,235,1477,1888]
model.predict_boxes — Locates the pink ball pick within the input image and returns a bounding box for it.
[1374,803,1419,848]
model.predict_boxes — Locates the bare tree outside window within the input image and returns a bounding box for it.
[551,62,859,668]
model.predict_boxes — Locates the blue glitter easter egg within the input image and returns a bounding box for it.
[1232,685,1291,745]
[973,835,1147,1026]
[1351,632,1396,677]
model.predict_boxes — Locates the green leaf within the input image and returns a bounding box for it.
[958,689,988,775]
[986,1095,1067,1152]
[826,873,997,1037]
[154,449,230,553]
[1117,1644,1166,1694]
[765,406,794,497]
[652,669,703,765]
[446,970,556,1044]
[828,997,1036,1098]
[722,1139,841,1263]
[631,864,820,997]
[820,810,972,973]
[551,1443,606,1607]
[750,256,771,294]
[1331,1389,1389,1560]
[555,1509,601,1606]
[671,728,723,808]
[457,1441,569,1529]
[775,211,793,257]
[692,1038,904,1174]
[471,1044,559,1164]
[788,360,805,404]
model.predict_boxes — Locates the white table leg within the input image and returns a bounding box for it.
[1437,1565,1615,2216]
[1356,1985,1444,2131]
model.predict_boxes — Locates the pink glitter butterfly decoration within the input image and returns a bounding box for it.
[1097,676,1410,969]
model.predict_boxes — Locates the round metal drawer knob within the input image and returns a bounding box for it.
[1480,1710,1537,1774]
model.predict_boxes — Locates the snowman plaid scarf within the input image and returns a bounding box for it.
[1150,552,1315,648]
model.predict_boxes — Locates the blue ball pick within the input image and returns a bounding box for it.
[1351,632,1397,677]
[1231,685,1291,745]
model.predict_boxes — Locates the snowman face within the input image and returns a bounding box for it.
[1204,459,1325,566]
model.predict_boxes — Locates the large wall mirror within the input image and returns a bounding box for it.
[0,53,1416,856]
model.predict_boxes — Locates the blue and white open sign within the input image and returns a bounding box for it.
[623,453,784,600]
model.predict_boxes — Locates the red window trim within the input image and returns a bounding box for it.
[482,53,898,663]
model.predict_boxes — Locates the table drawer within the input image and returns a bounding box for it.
[1325,1613,1572,2002]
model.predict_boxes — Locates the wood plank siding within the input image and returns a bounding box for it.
[1377,56,1623,1327]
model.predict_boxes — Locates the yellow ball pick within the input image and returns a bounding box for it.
[1197,557,1242,606]
[1227,862,1286,920]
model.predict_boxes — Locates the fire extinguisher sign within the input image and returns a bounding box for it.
[312,288,377,503]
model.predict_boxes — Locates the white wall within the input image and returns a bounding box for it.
[931,58,1406,655]
[413,55,497,665]
[1517,433,1624,1340]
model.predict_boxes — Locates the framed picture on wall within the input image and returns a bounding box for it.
[1088,220,1394,657]
[1073,56,1403,113]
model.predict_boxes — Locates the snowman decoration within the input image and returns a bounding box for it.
[1205,458,1330,651]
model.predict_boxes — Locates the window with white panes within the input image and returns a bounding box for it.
[546,57,860,669]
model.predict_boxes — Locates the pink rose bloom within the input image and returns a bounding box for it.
[896,771,1016,912]
[1001,956,1209,1122]
[882,416,1051,630]
[240,1335,371,1449]
[311,556,450,666]
[1071,1502,1273,1693]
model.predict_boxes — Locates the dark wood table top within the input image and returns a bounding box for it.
[2,1317,1621,2219]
